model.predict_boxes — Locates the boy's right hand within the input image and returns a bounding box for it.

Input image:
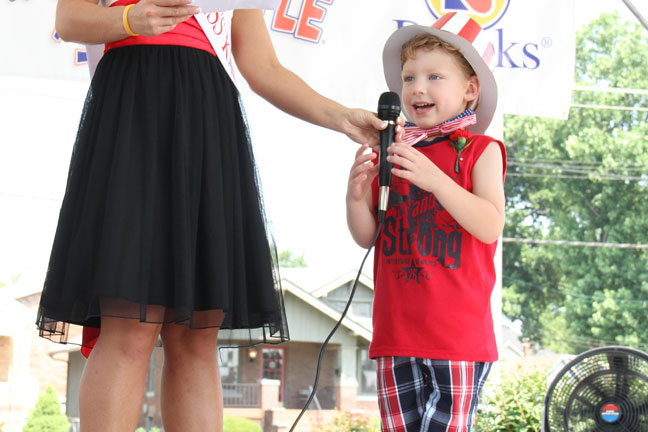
[347,144,378,202]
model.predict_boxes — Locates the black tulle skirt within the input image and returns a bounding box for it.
[37,45,288,347]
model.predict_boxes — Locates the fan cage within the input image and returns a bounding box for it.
[542,346,648,432]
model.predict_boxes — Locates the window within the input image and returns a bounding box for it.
[357,348,377,395]
[146,352,156,395]
[262,347,285,401]
[219,347,240,384]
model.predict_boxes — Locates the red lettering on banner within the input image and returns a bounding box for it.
[272,0,333,42]
[295,0,332,42]
[273,0,297,33]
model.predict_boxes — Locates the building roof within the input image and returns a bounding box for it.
[281,277,373,342]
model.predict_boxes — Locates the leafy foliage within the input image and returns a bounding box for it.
[313,412,380,432]
[278,249,307,268]
[22,386,70,432]
[474,366,548,432]
[223,416,261,432]
[502,12,648,354]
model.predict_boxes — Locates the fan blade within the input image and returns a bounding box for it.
[574,395,596,411]
[608,352,630,370]
[615,370,629,398]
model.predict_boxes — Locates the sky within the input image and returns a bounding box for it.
[1,0,647,296]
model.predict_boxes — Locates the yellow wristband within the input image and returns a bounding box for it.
[122,4,140,37]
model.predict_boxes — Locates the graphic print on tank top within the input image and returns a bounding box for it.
[380,178,462,285]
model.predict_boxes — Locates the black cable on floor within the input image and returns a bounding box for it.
[289,221,383,432]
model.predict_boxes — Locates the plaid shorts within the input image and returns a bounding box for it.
[376,357,491,432]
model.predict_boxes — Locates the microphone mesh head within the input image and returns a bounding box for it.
[378,91,401,121]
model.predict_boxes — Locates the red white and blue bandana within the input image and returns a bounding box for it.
[402,109,477,147]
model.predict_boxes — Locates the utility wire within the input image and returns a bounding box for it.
[507,172,647,181]
[502,237,648,249]
[508,161,648,178]
[509,158,648,169]
[503,276,648,304]
[571,103,648,112]
[573,85,648,95]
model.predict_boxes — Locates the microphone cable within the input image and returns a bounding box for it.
[288,220,383,432]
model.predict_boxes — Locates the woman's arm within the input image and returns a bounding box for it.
[55,0,198,44]
[230,9,389,146]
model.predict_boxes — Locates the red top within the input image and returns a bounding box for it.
[105,0,216,56]
[369,131,506,362]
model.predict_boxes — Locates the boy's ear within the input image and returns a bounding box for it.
[465,75,480,103]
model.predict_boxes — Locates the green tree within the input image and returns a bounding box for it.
[23,386,70,432]
[503,12,648,353]
[278,249,307,268]
[1,274,21,289]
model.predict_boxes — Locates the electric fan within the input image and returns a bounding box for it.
[542,346,648,431]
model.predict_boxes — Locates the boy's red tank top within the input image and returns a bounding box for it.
[370,131,506,362]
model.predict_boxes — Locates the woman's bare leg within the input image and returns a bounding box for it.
[79,317,161,432]
[160,321,224,432]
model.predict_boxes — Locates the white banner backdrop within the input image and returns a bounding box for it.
[1,0,575,119]
[258,0,575,119]
[0,0,91,82]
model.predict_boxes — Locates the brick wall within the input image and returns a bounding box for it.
[0,336,12,382]
[284,342,337,410]
[29,327,76,398]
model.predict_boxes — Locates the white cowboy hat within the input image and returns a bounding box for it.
[383,12,498,134]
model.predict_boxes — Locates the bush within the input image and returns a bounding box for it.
[22,386,70,432]
[314,411,380,432]
[473,366,548,432]
[223,416,261,432]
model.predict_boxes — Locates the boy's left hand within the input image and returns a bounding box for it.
[387,142,439,192]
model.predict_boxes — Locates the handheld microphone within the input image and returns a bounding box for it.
[377,91,401,222]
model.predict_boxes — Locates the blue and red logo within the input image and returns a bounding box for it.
[425,0,511,29]
[600,403,621,423]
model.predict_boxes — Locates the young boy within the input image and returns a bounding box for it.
[346,12,506,432]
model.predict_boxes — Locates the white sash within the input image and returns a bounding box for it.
[194,12,236,86]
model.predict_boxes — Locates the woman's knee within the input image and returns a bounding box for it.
[98,317,162,360]
[161,325,219,361]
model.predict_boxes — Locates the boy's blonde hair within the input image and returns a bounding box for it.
[401,33,476,79]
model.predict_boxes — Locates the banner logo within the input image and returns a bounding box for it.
[425,0,510,29]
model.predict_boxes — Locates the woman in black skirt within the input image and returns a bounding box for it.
[39,1,397,430]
